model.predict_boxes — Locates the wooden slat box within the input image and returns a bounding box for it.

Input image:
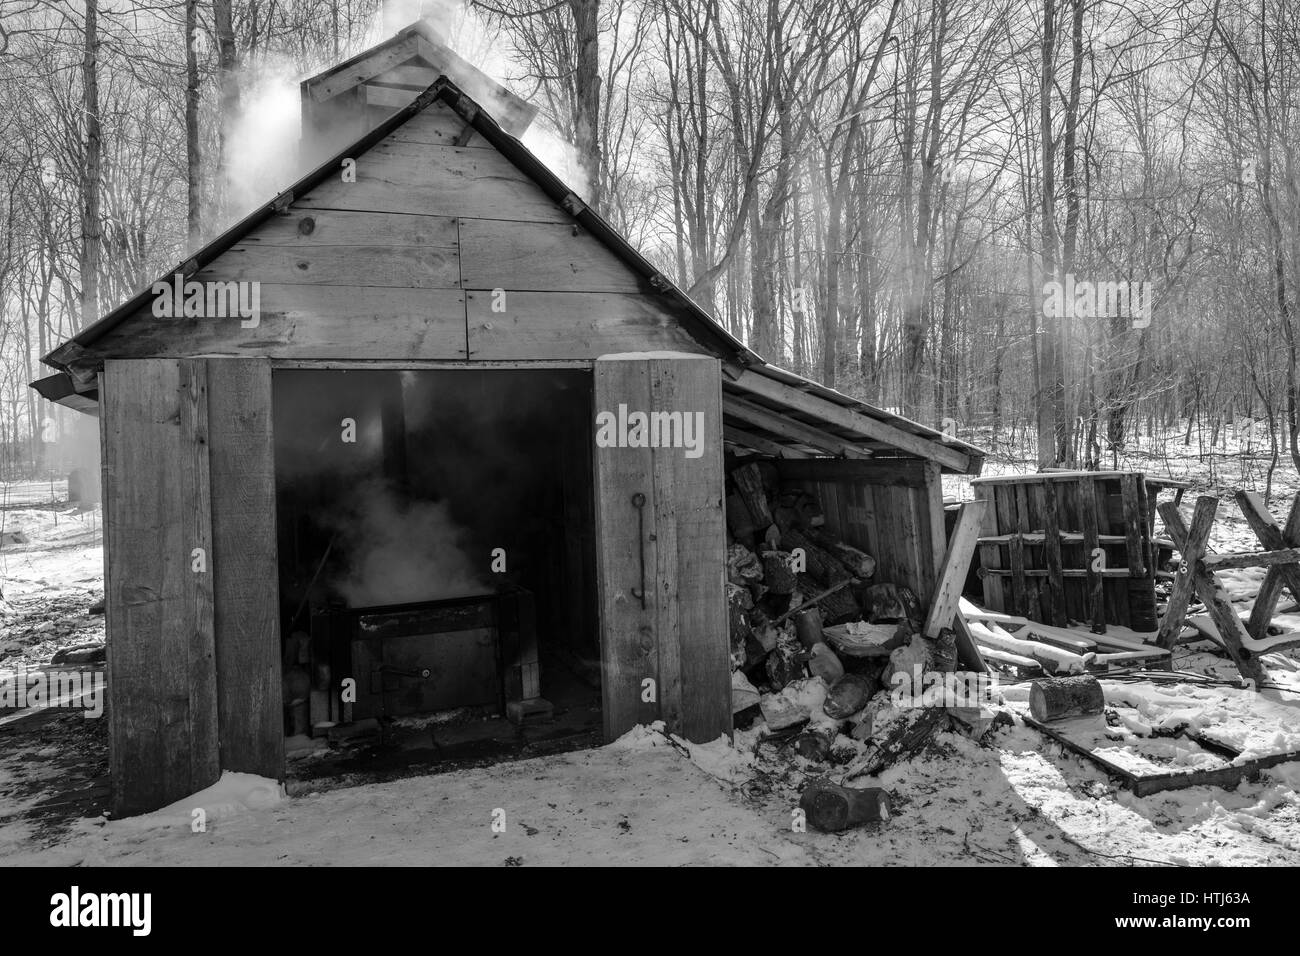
[971,471,1187,632]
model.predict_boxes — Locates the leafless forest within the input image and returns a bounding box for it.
[2,0,1298,480]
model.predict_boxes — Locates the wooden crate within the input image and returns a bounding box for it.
[971,471,1186,632]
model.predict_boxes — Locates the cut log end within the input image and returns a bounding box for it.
[1028,674,1104,722]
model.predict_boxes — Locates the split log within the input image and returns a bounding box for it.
[800,780,890,831]
[781,527,856,585]
[726,543,764,586]
[807,643,845,683]
[762,550,798,595]
[774,487,825,531]
[725,493,758,540]
[1028,675,1105,722]
[769,574,863,629]
[823,673,877,719]
[924,627,959,673]
[792,606,824,649]
[731,462,773,528]
[865,583,923,630]
[844,708,950,780]
[765,640,806,690]
[793,574,860,624]
[822,621,906,658]
[802,527,875,578]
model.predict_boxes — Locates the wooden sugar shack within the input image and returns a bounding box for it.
[32,24,986,815]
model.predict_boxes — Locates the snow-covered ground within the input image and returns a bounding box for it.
[3,717,1298,866]
[0,484,104,678]
[3,471,1300,867]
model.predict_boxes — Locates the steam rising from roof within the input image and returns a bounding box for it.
[220,1,587,232]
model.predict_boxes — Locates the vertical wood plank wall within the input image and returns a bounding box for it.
[207,361,284,778]
[102,358,282,815]
[771,459,946,606]
[594,356,730,744]
[103,359,220,815]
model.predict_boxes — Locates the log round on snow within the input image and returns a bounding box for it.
[1028,674,1105,722]
[800,780,890,831]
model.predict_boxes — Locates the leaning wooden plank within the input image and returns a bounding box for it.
[1163,498,1269,685]
[951,614,989,673]
[1155,497,1216,650]
[923,500,987,644]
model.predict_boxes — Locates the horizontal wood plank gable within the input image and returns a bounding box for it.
[242,209,459,247]
[298,141,571,223]
[87,286,467,361]
[459,219,643,293]
[197,243,460,289]
[466,290,707,359]
[384,100,490,148]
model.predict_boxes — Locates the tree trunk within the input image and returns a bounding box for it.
[79,0,102,330]
[185,0,202,247]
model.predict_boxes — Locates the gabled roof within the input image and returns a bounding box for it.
[35,76,984,475]
[299,20,537,138]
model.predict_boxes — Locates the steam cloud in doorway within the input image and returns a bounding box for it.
[322,479,488,608]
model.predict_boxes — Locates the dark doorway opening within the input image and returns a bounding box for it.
[271,368,600,781]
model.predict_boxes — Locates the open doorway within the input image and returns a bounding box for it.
[271,367,600,778]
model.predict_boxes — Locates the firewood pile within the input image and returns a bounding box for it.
[725,463,998,827]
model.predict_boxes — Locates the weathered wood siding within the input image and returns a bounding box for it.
[972,472,1161,630]
[207,361,284,777]
[593,356,729,744]
[82,100,708,366]
[103,359,220,815]
[772,459,947,605]
[102,358,282,815]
